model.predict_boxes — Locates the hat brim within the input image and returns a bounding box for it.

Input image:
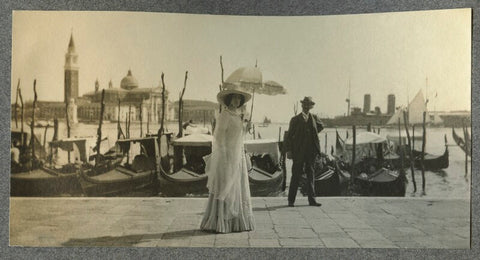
[300,100,315,105]
[217,89,252,107]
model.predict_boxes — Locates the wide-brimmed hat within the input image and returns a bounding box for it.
[217,86,252,107]
[300,96,315,106]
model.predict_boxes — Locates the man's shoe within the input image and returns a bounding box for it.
[309,202,322,207]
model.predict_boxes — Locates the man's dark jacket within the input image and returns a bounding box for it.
[284,113,324,161]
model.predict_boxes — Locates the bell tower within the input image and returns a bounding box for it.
[64,33,79,104]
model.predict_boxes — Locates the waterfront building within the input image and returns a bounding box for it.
[78,70,170,123]
[172,99,218,125]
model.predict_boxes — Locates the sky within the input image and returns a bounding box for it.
[11,9,471,122]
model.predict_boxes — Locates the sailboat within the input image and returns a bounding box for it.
[258,116,271,127]
[387,89,443,126]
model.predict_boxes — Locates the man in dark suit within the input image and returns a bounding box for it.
[285,96,324,207]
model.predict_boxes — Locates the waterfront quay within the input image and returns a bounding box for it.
[10,197,469,248]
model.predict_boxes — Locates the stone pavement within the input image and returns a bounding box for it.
[9,197,470,248]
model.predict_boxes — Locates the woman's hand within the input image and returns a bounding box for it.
[244,120,252,133]
[286,151,292,159]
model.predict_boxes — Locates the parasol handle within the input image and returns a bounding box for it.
[249,88,255,122]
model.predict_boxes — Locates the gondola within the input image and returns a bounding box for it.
[412,146,449,171]
[10,128,66,196]
[11,132,84,196]
[452,128,471,157]
[245,139,285,196]
[156,134,285,197]
[157,133,210,196]
[384,135,449,171]
[350,160,406,197]
[300,154,344,196]
[78,137,158,196]
[335,131,406,196]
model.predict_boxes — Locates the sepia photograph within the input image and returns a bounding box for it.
[9,9,471,249]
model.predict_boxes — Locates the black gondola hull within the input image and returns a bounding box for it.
[78,168,158,197]
[11,168,82,197]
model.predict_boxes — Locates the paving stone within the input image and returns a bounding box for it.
[411,236,446,248]
[155,238,192,247]
[444,227,470,239]
[248,231,278,239]
[356,239,398,248]
[321,237,360,248]
[249,239,281,247]
[275,227,318,238]
[311,224,344,233]
[347,230,387,241]
[214,238,250,247]
[393,241,425,248]
[316,232,350,238]
[438,239,470,249]
[279,238,324,248]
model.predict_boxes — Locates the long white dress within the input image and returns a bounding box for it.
[200,108,255,233]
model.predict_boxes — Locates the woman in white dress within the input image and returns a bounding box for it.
[200,88,255,233]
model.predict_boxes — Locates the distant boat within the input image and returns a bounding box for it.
[386,90,443,126]
[258,116,271,127]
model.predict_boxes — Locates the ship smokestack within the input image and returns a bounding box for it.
[387,94,395,115]
[363,94,371,114]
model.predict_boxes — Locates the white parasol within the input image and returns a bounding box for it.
[222,67,287,121]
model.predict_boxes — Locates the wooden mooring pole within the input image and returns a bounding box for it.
[412,125,415,151]
[117,99,122,139]
[160,73,166,136]
[421,111,426,194]
[30,79,37,169]
[19,87,24,147]
[125,112,128,139]
[95,89,106,167]
[463,123,468,177]
[349,125,356,194]
[139,102,143,137]
[403,111,417,193]
[43,124,49,150]
[128,105,131,138]
[178,71,188,138]
[398,118,404,171]
[15,79,20,128]
[324,132,327,154]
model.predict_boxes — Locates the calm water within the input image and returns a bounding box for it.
[24,120,471,199]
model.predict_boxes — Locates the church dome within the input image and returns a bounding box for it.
[120,70,138,90]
